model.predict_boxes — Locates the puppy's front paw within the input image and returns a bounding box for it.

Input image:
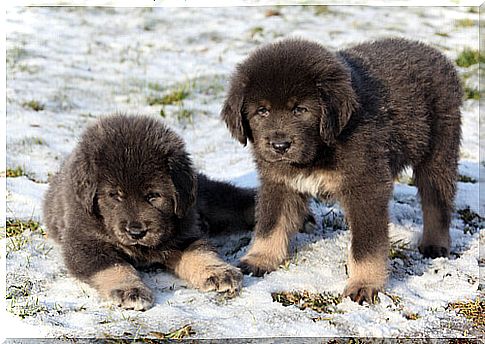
[238,254,281,277]
[110,284,154,311]
[202,264,243,297]
[343,282,380,305]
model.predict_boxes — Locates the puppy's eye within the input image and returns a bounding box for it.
[293,106,308,115]
[146,192,161,203]
[257,107,269,117]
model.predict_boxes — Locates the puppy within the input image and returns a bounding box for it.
[221,38,462,304]
[43,114,255,310]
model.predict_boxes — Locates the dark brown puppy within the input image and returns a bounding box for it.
[43,114,255,310]
[221,38,462,304]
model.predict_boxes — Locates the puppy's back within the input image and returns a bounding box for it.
[338,38,463,111]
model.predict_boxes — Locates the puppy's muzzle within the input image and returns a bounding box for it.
[125,221,147,240]
[270,140,292,154]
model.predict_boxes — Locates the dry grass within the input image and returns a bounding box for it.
[449,297,485,328]
[149,324,195,340]
[457,207,483,234]
[6,219,44,238]
[6,167,25,177]
[272,290,342,314]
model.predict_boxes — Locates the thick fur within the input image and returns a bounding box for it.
[221,38,462,304]
[43,114,255,310]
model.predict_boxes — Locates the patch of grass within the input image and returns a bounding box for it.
[389,239,411,261]
[435,32,450,37]
[449,297,484,327]
[147,82,163,92]
[463,87,480,100]
[455,48,484,67]
[458,174,477,183]
[457,207,483,235]
[149,325,195,340]
[22,100,45,112]
[455,18,476,28]
[21,136,46,146]
[147,86,190,106]
[314,6,331,15]
[249,26,264,38]
[7,45,27,68]
[404,311,421,320]
[6,278,33,299]
[8,297,49,319]
[384,292,402,306]
[272,290,342,314]
[6,167,25,177]
[6,219,44,238]
[176,108,194,122]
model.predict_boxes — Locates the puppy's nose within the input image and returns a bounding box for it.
[126,222,147,239]
[271,140,291,154]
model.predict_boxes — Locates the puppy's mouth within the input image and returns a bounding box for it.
[114,227,162,247]
[262,155,295,163]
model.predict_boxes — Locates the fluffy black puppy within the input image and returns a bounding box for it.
[43,114,255,310]
[221,38,462,304]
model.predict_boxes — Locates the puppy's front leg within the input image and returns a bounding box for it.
[62,233,154,310]
[340,182,391,304]
[239,181,308,276]
[166,240,242,297]
[90,263,154,311]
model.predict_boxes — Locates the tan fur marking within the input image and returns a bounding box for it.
[241,217,291,272]
[347,252,388,290]
[90,264,143,298]
[167,247,242,294]
[420,204,450,248]
[90,264,153,310]
[288,171,341,197]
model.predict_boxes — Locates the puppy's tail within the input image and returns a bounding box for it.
[196,173,256,234]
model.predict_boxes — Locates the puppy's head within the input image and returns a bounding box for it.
[221,38,358,166]
[69,115,196,247]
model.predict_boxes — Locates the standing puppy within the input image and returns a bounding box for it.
[221,38,462,304]
[43,114,255,310]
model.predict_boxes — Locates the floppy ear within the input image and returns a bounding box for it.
[221,73,250,145]
[168,153,197,218]
[317,65,358,144]
[69,149,98,216]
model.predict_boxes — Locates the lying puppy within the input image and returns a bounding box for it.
[221,38,462,304]
[43,114,255,310]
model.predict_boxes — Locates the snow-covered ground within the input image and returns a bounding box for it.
[3,4,483,340]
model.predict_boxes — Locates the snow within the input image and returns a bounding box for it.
[3,4,482,341]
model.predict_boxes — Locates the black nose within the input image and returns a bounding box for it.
[271,140,291,154]
[126,222,147,239]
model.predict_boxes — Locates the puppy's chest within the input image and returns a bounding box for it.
[285,171,342,197]
[118,244,171,267]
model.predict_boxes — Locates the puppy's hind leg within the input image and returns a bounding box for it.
[415,152,458,257]
[196,173,256,233]
[414,108,460,259]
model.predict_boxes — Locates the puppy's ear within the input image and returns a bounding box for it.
[221,73,250,145]
[69,150,98,215]
[317,64,358,144]
[168,153,197,218]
